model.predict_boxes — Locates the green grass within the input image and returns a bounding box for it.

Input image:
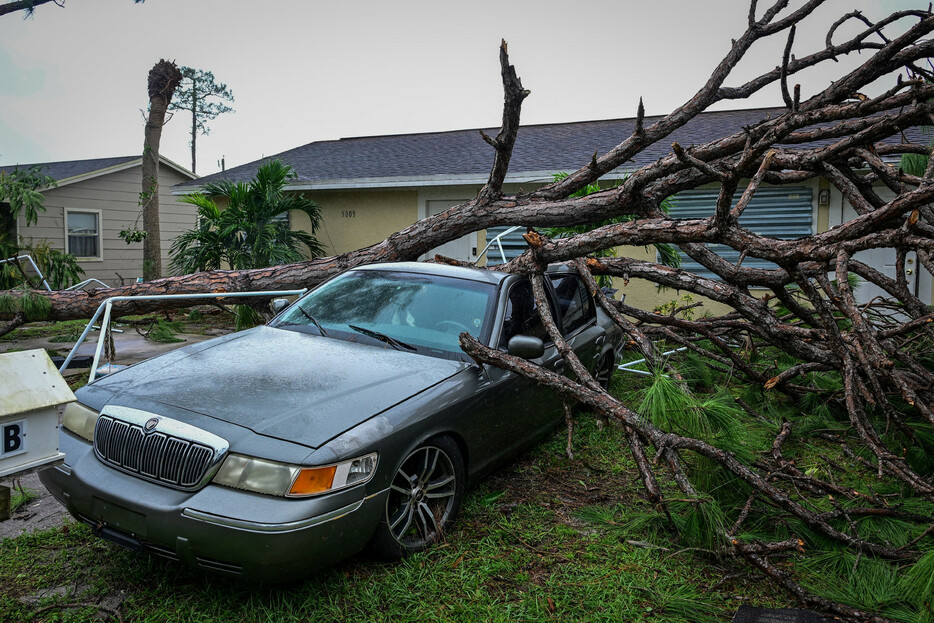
[47,331,84,343]
[0,415,786,622]
[9,486,37,514]
[0,319,90,342]
[2,346,930,622]
[147,319,185,343]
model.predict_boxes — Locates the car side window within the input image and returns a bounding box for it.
[549,274,595,335]
[498,281,551,349]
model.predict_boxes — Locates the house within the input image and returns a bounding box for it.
[174,108,931,310]
[1,155,197,287]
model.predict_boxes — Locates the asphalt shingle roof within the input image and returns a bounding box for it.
[184,106,925,190]
[0,156,141,182]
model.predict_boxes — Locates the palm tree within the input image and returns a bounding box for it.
[170,159,325,275]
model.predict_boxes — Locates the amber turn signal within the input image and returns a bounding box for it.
[289,466,337,495]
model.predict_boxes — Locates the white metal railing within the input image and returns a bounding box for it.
[60,289,307,382]
[1,256,112,292]
[617,346,689,376]
[66,278,111,291]
[475,226,523,265]
[0,255,51,291]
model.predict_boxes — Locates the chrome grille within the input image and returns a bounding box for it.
[93,407,228,491]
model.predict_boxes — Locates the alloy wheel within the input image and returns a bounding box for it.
[385,444,458,548]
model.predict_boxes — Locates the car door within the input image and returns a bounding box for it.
[478,278,565,469]
[547,272,606,378]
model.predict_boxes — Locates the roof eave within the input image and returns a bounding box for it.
[171,169,635,194]
[49,155,196,190]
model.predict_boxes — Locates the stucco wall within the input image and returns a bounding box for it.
[291,189,418,257]
[16,164,196,286]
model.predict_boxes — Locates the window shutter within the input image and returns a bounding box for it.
[666,186,813,279]
[484,226,529,265]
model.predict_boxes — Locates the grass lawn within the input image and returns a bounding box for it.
[4,318,873,622]
[0,408,790,622]
[0,307,237,345]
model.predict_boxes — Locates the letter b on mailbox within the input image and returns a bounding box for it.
[1,349,72,480]
[1,420,26,458]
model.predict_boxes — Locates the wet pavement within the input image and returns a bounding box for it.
[0,473,67,539]
[1,328,221,374]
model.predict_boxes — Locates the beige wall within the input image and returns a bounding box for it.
[17,164,196,286]
[829,182,933,306]
[291,189,418,257]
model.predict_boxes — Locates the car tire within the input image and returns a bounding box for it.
[371,435,465,560]
[594,352,615,390]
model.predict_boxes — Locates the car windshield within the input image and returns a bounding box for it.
[271,269,497,360]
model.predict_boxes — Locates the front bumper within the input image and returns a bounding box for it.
[39,431,387,582]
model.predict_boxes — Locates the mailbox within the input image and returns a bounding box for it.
[0,349,74,480]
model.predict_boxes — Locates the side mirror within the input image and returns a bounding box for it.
[507,335,545,360]
[271,298,290,314]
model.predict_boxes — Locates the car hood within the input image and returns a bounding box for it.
[84,326,466,449]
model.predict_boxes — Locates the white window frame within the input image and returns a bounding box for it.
[64,208,103,261]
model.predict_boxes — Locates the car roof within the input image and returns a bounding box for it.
[352,261,510,285]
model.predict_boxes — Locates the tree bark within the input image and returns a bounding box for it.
[141,60,182,282]
[0,0,56,18]
[190,83,197,174]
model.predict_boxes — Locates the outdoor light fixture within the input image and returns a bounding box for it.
[818,189,830,206]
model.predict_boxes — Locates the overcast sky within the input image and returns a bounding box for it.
[0,0,922,175]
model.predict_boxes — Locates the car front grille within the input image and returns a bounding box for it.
[93,406,229,491]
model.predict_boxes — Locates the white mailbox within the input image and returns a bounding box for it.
[0,349,74,479]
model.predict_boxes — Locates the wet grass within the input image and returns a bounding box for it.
[0,308,235,346]
[8,486,37,514]
[0,413,789,622]
[0,319,90,342]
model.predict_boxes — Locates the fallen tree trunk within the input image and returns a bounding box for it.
[4,3,934,619]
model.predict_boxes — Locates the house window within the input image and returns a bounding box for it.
[66,210,101,259]
[665,186,813,278]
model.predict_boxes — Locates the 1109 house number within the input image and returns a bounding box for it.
[341,210,356,218]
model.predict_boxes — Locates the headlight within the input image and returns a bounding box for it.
[61,402,100,441]
[212,452,378,498]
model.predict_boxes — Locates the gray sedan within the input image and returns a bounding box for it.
[40,262,622,581]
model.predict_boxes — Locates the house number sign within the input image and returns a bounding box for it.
[341,210,356,218]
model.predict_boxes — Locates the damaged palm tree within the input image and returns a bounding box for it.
[140,59,183,281]
[2,3,934,618]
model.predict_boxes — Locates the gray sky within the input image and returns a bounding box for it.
[0,0,923,175]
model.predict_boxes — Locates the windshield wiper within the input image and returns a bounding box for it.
[348,324,416,352]
[297,307,329,337]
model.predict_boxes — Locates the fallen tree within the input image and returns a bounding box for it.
[4,2,934,619]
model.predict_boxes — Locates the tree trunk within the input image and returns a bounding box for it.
[0,0,56,18]
[190,83,197,174]
[141,60,182,282]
